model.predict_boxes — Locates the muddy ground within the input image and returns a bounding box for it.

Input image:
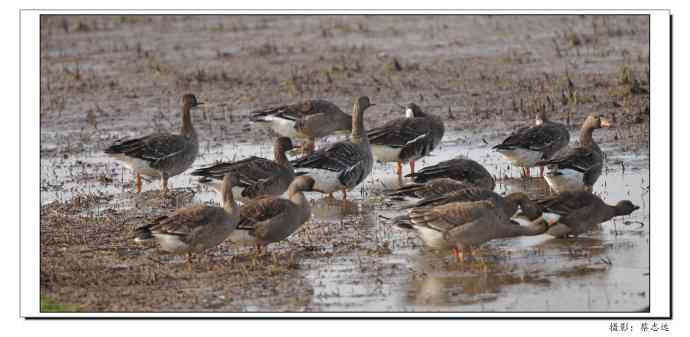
[39,15,649,312]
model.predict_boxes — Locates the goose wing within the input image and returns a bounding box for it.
[494,122,569,153]
[136,205,219,240]
[105,133,191,169]
[536,191,601,215]
[236,196,292,233]
[408,200,497,233]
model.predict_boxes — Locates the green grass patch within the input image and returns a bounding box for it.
[40,298,80,313]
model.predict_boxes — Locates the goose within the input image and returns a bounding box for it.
[406,156,495,191]
[191,137,295,198]
[537,114,610,192]
[228,176,315,253]
[105,94,202,194]
[291,96,375,201]
[389,200,551,263]
[493,110,570,177]
[385,178,475,200]
[403,188,543,220]
[133,174,239,263]
[368,103,444,181]
[535,190,639,238]
[249,99,352,153]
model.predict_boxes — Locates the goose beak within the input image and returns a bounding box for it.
[600,117,611,128]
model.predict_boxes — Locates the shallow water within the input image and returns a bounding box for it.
[40,129,649,312]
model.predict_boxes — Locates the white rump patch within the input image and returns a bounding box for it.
[153,234,190,253]
[544,169,584,193]
[371,145,403,163]
[264,115,299,138]
[496,148,543,167]
[299,169,344,194]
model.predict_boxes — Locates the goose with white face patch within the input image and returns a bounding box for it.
[191,137,296,199]
[368,103,445,182]
[291,96,375,201]
[133,174,239,264]
[535,190,640,237]
[249,99,352,154]
[493,110,570,177]
[537,113,610,193]
[104,94,202,194]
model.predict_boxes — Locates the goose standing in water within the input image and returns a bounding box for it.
[406,156,495,191]
[229,176,315,254]
[134,174,239,263]
[291,96,375,201]
[493,110,570,177]
[537,114,610,192]
[105,94,202,194]
[249,99,352,154]
[191,137,295,199]
[402,188,543,220]
[389,200,551,264]
[368,103,444,182]
[535,190,639,238]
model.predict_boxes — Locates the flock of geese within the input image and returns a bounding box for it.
[105,93,640,264]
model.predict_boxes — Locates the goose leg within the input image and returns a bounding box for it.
[409,160,415,176]
[301,138,315,154]
[395,161,403,183]
[161,174,170,194]
[186,252,195,271]
[135,173,142,193]
[539,166,545,177]
[341,188,347,201]
[452,247,464,265]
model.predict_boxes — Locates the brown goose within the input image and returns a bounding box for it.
[385,178,475,200]
[493,110,570,177]
[228,176,315,253]
[191,137,295,198]
[249,99,352,153]
[406,156,495,191]
[368,103,445,181]
[537,114,610,193]
[535,190,639,238]
[134,174,239,262]
[105,94,202,194]
[390,200,551,263]
[291,96,375,201]
[403,188,543,220]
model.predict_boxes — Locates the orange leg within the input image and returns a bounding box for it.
[135,173,142,193]
[521,167,530,178]
[452,247,464,265]
[395,161,403,184]
[539,166,545,177]
[409,160,415,176]
[341,188,348,201]
[301,138,316,154]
